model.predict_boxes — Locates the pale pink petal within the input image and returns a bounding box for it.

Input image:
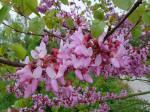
[88,47,93,57]
[24,85,32,98]
[58,76,66,86]
[33,66,42,79]
[16,66,32,77]
[39,50,47,58]
[95,54,102,66]
[111,58,120,68]
[51,79,58,92]
[96,67,100,77]
[31,50,39,59]
[75,70,83,80]
[98,32,106,45]
[46,67,56,79]
[36,42,47,58]
[84,74,93,83]
[37,60,43,66]
[24,56,30,64]
[56,65,65,79]
[31,79,38,93]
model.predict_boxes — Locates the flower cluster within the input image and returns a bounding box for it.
[12,25,150,99]
[16,87,126,112]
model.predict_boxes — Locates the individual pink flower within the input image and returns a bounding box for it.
[31,42,47,59]
[16,66,42,98]
[75,70,93,83]
[46,65,65,92]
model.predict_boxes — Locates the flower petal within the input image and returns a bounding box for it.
[84,74,93,83]
[33,66,42,79]
[51,79,58,92]
[31,50,39,59]
[95,54,102,66]
[24,85,32,98]
[111,58,120,68]
[46,67,56,79]
[31,79,38,93]
[75,70,83,80]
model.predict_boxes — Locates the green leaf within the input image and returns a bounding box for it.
[0,5,11,23]
[93,10,104,21]
[29,17,45,34]
[5,26,12,36]
[12,23,22,32]
[142,12,150,25]
[0,45,7,56]
[43,10,60,29]
[14,98,31,109]
[12,44,27,60]
[91,20,105,38]
[65,18,74,29]
[12,0,32,16]
[0,0,10,5]
[25,0,40,17]
[60,0,68,5]
[112,0,135,10]
[131,29,142,38]
[128,4,145,24]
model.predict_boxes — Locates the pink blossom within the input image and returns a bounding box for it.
[31,42,47,59]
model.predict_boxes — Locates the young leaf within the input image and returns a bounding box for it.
[43,10,60,29]
[93,10,105,21]
[60,0,68,5]
[12,44,27,60]
[29,17,45,34]
[14,98,31,109]
[142,12,150,25]
[66,18,74,29]
[5,26,12,36]
[25,0,40,17]
[0,5,11,23]
[131,29,142,38]
[0,45,7,56]
[112,0,135,11]
[91,20,105,38]
[12,0,32,16]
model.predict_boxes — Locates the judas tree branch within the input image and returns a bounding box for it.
[119,77,150,82]
[0,58,25,67]
[2,22,65,41]
[103,0,143,41]
[125,16,142,38]
[116,91,150,100]
[100,90,150,103]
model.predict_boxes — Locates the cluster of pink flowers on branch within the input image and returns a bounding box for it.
[14,87,126,112]
[13,26,150,99]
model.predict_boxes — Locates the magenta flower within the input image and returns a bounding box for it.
[31,42,47,59]
[46,65,65,92]
[75,70,93,83]
[16,66,42,98]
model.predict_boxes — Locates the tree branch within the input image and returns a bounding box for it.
[125,16,142,38]
[119,77,150,82]
[103,0,143,42]
[100,91,150,103]
[0,58,25,67]
[116,91,150,100]
[2,22,65,41]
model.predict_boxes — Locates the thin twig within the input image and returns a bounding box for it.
[0,58,25,67]
[103,0,143,42]
[2,22,65,41]
[116,91,150,100]
[120,78,150,82]
[100,91,150,103]
[125,16,142,38]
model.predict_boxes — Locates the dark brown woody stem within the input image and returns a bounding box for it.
[103,0,143,42]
